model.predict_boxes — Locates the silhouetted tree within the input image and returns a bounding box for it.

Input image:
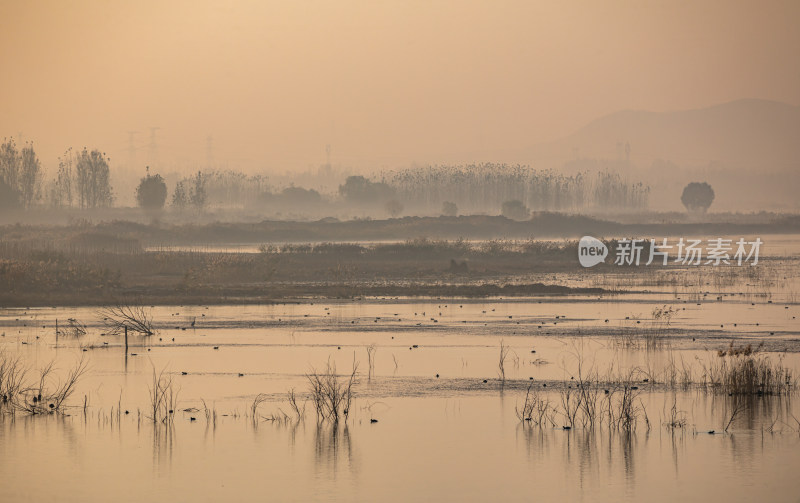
[172,181,188,210]
[386,163,648,213]
[51,148,75,208]
[0,139,42,209]
[501,199,529,220]
[441,201,458,216]
[136,168,167,210]
[681,182,715,213]
[18,144,41,207]
[75,148,113,208]
[0,138,20,201]
[189,171,207,211]
[339,175,395,203]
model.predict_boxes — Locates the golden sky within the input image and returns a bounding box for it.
[1,0,798,172]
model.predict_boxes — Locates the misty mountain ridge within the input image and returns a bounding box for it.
[527,98,800,171]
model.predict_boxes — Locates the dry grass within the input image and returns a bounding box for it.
[58,318,87,338]
[148,367,178,424]
[723,396,748,433]
[516,383,550,425]
[701,343,795,396]
[307,359,358,423]
[6,356,88,415]
[498,340,511,383]
[366,344,377,379]
[250,393,269,424]
[287,387,305,420]
[0,351,28,408]
[663,396,687,429]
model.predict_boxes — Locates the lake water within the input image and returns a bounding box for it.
[1,294,799,502]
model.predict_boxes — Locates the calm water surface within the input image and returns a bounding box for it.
[1,296,799,502]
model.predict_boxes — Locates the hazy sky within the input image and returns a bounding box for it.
[1,0,799,173]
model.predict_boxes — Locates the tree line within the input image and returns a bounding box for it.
[1,139,114,210]
[1,138,662,217]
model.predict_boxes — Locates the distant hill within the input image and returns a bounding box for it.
[529,99,800,170]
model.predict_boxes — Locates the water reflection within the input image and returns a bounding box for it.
[314,422,357,479]
[516,392,798,499]
[151,423,176,476]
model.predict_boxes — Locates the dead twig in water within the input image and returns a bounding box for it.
[99,303,155,336]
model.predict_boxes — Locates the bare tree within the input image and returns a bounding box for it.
[50,148,76,208]
[0,138,20,197]
[190,171,207,211]
[172,180,188,210]
[18,143,41,208]
[99,303,155,335]
[307,359,358,423]
[75,148,113,208]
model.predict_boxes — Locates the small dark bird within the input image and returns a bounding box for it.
[213,346,219,350]
[370,418,378,423]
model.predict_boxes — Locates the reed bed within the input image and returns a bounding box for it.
[700,343,795,396]
[516,379,650,432]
